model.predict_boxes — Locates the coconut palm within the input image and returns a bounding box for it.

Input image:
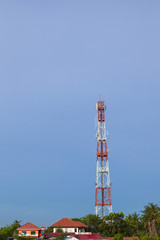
[141,203,160,237]
[125,212,141,235]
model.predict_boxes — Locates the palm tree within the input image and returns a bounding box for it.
[125,212,140,235]
[141,203,160,237]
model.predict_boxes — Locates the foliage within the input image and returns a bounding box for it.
[56,233,65,240]
[72,218,83,222]
[113,233,123,240]
[0,202,160,239]
[15,237,35,240]
[125,212,142,236]
[99,212,128,236]
[73,203,160,238]
[56,227,63,233]
[44,227,53,233]
[0,220,21,240]
[141,236,151,240]
[141,203,160,237]
[141,235,160,240]
[79,214,102,233]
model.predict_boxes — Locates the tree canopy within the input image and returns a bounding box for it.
[71,203,160,239]
[141,203,160,237]
[0,220,21,240]
[1,203,160,240]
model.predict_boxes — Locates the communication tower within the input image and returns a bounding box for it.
[95,100,112,217]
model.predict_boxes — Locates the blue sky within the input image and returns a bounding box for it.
[0,0,160,227]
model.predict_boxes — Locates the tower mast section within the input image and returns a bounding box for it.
[95,100,112,217]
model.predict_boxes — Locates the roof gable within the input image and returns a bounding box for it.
[50,218,87,228]
[17,222,41,231]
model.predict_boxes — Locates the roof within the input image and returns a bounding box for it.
[75,221,88,227]
[78,234,101,240]
[44,232,77,239]
[50,218,88,228]
[44,233,102,240]
[17,222,41,231]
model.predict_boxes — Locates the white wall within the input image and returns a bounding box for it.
[53,227,85,233]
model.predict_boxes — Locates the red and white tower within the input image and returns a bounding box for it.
[95,100,112,217]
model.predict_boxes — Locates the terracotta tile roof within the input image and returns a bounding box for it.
[44,233,102,240]
[17,222,41,231]
[74,221,88,228]
[44,232,77,239]
[78,234,102,239]
[50,218,88,228]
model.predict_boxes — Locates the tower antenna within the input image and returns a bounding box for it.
[95,100,112,217]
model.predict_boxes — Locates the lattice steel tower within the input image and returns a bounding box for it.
[95,100,112,217]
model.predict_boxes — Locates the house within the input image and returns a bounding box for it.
[44,232,77,240]
[44,233,102,240]
[50,218,88,233]
[17,222,42,238]
[41,226,46,231]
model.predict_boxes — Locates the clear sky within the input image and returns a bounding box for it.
[0,0,160,227]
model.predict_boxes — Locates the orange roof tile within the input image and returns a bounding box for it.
[17,222,41,231]
[50,218,88,228]
[78,234,102,239]
[74,221,88,228]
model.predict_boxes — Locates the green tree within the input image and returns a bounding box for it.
[56,234,65,240]
[99,212,127,236]
[125,212,142,236]
[141,203,160,237]
[113,233,123,240]
[0,220,21,240]
[80,214,102,233]
[44,227,53,233]
[56,227,63,233]
[15,237,35,240]
[71,218,83,222]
